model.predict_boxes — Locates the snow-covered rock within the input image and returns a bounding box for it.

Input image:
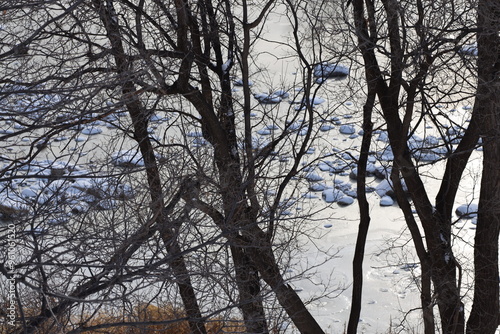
[149,114,165,122]
[0,193,29,217]
[380,195,394,206]
[373,166,390,179]
[424,135,440,146]
[339,124,356,135]
[192,137,208,147]
[81,126,102,135]
[272,89,290,98]
[187,131,203,137]
[318,161,333,172]
[320,124,334,132]
[309,182,331,192]
[456,203,478,218]
[265,124,279,130]
[286,121,303,131]
[254,92,281,104]
[305,172,324,182]
[257,128,272,135]
[111,150,145,167]
[376,131,389,142]
[413,150,441,162]
[313,62,350,78]
[241,136,270,151]
[309,96,325,105]
[322,188,344,203]
[375,178,407,197]
[338,196,354,206]
[376,146,394,161]
[305,147,315,154]
[459,43,477,56]
[21,188,38,198]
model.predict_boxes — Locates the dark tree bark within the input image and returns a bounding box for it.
[466,0,500,333]
[347,73,374,334]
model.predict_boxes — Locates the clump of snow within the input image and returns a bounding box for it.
[111,150,145,167]
[380,196,394,206]
[413,150,441,162]
[320,124,334,132]
[376,146,394,161]
[309,182,331,192]
[305,172,324,182]
[459,43,478,56]
[339,124,356,135]
[322,188,344,203]
[81,126,102,135]
[187,131,203,137]
[313,62,350,78]
[375,178,407,197]
[272,89,290,98]
[338,196,354,206]
[254,92,282,104]
[456,203,478,218]
[257,128,272,135]
[149,114,167,122]
[265,124,279,130]
[376,131,389,142]
[21,188,38,198]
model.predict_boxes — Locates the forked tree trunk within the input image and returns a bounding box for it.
[351,0,468,331]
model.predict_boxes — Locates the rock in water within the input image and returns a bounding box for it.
[380,195,394,206]
[338,196,354,206]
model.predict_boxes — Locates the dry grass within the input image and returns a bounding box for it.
[1,302,244,334]
[85,303,245,333]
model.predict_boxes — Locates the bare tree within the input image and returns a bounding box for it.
[0,1,342,333]
[343,0,499,333]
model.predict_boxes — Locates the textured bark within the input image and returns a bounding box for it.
[466,0,500,332]
[231,246,269,334]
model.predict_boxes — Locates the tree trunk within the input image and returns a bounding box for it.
[231,246,269,334]
[347,83,374,334]
[466,0,500,332]
[247,237,325,334]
